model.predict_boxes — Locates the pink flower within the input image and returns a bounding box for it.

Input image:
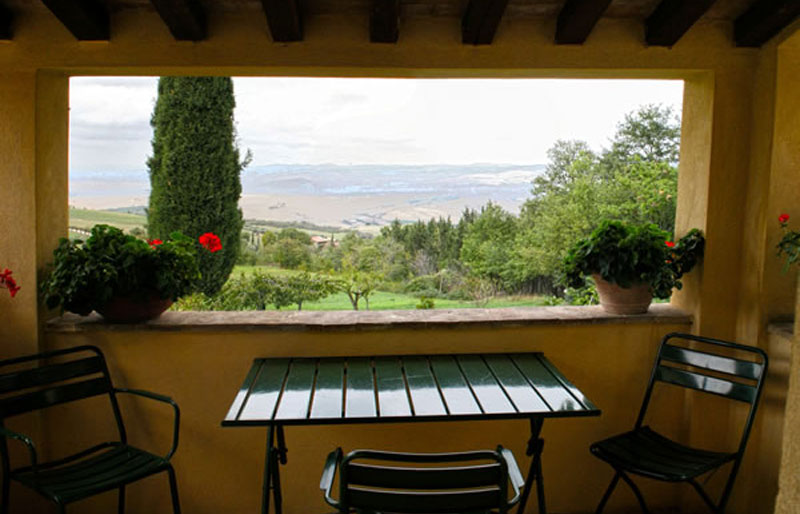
[199,233,222,253]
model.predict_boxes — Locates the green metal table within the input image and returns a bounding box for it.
[222,353,600,514]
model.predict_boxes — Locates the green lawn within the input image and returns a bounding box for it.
[301,292,549,311]
[69,207,146,233]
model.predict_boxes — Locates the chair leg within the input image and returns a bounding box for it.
[688,479,722,513]
[595,473,620,514]
[167,466,181,514]
[118,485,126,514]
[1,476,8,514]
[616,470,651,514]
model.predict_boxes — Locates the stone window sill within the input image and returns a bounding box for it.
[45,304,691,333]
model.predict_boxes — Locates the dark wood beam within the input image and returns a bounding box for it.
[735,0,800,47]
[260,0,303,42]
[0,3,12,40]
[371,0,399,43]
[645,0,716,47]
[41,0,109,40]
[555,0,612,44]
[150,0,207,41]
[462,0,509,45]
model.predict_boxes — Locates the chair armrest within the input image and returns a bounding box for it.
[0,426,38,470]
[319,448,342,509]
[114,388,180,461]
[498,446,525,506]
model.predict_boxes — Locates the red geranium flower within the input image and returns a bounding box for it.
[665,241,676,248]
[1,269,20,298]
[148,239,163,248]
[199,232,222,253]
[779,213,790,224]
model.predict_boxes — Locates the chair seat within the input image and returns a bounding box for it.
[13,443,170,504]
[590,426,736,482]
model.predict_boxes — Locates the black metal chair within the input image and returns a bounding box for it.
[0,345,180,514]
[590,332,768,514]
[320,446,525,514]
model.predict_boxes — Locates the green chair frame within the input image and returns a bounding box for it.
[590,332,768,514]
[0,345,180,514]
[321,446,525,514]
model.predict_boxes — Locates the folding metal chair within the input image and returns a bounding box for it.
[591,332,768,513]
[320,446,525,513]
[0,345,180,514]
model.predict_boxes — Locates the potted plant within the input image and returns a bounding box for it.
[41,224,222,322]
[562,220,705,314]
[777,213,799,271]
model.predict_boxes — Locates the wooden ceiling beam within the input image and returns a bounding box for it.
[556,0,613,44]
[645,0,716,47]
[150,0,207,41]
[735,0,800,47]
[260,0,303,42]
[0,3,12,40]
[371,0,399,43]
[462,0,510,45]
[41,0,109,40]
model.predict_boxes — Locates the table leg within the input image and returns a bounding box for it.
[261,425,287,514]
[517,418,545,514]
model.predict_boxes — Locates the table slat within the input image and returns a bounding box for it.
[346,358,377,418]
[375,357,412,417]
[274,360,317,420]
[511,354,583,412]
[484,354,551,413]
[537,355,599,411]
[225,359,265,422]
[457,355,516,414]
[238,359,291,421]
[428,356,481,415]
[310,359,345,420]
[403,357,447,416]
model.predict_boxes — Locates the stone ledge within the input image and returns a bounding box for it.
[46,304,692,333]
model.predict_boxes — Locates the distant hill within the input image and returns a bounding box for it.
[70,163,545,229]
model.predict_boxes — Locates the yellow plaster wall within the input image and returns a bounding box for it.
[0,5,796,514]
[36,321,690,514]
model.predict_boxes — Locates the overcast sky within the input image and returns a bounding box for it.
[69,77,684,174]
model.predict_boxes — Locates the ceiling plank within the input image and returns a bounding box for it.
[556,0,613,44]
[150,0,207,41]
[735,0,800,47]
[462,0,510,45]
[0,3,12,40]
[371,0,399,43]
[260,0,303,42]
[41,0,109,40]
[645,0,716,47]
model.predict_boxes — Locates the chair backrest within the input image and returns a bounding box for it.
[339,449,511,514]
[636,332,768,454]
[0,345,126,444]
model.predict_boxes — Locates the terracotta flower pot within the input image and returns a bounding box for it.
[592,274,653,315]
[96,292,173,323]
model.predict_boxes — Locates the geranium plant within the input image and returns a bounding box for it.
[1,269,20,298]
[41,224,221,316]
[562,220,705,299]
[777,213,799,271]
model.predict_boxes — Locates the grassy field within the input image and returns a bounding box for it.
[228,265,548,311]
[69,207,147,233]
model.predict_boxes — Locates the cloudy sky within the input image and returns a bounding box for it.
[69,76,684,174]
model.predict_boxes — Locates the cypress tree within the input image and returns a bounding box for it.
[147,77,247,295]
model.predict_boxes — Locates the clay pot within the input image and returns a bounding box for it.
[96,293,173,323]
[592,274,653,315]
